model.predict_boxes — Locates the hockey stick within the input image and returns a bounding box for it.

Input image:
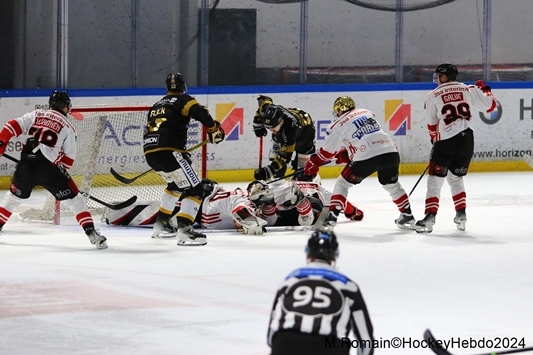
[267,160,332,184]
[523,154,533,169]
[258,136,263,169]
[2,153,137,211]
[110,138,210,185]
[424,329,533,355]
[409,165,429,196]
[201,212,331,234]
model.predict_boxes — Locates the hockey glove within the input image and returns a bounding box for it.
[0,126,15,156]
[253,116,268,137]
[304,154,326,176]
[207,121,225,144]
[284,181,305,208]
[475,80,492,93]
[254,166,275,181]
[233,206,268,235]
[334,149,351,165]
[0,141,7,156]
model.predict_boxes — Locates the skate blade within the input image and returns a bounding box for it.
[415,225,433,233]
[151,232,178,239]
[177,238,207,246]
[397,224,416,230]
[456,222,466,231]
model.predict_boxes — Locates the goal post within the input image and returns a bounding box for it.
[19,104,207,225]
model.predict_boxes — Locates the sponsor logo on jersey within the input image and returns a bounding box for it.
[143,135,159,146]
[216,103,244,140]
[385,99,411,136]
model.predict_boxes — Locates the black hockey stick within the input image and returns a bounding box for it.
[110,138,210,185]
[2,153,137,211]
[409,165,429,196]
[424,329,533,355]
[267,160,332,184]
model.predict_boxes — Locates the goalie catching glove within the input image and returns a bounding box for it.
[232,205,268,235]
[207,121,225,144]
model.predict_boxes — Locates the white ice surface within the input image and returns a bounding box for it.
[0,172,532,355]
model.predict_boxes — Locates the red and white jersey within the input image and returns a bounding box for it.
[319,108,397,162]
[269,180,329,207]
[200,185,256,229]
[5,109,77,169]
[424,82,497,142]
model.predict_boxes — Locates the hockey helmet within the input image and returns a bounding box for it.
[48,91,72,112]
[166,73,187,93]
[434,63,458,82]
[263,105,285,128]
[333,96,356,117]
[306,230,339,261]
[201,178,218,198]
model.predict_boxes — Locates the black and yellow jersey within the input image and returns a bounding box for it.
[143,94,216,155]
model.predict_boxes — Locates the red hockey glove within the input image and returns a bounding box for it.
[0,126,15,156]
[304,154,326,176]
[475,80,492,93]
[334,149,351,165]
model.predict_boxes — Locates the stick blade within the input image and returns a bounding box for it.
[424,329,452,355]
[110,168,135,184]
[523,154,533,169]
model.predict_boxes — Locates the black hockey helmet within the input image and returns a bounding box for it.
[434,63,458,82]
[48,90,72,112]
[263,105,285,128]
[166,73,187,93]
[306,230,339,261]
[201,178,218,197]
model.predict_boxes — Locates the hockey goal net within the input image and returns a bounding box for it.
[19,105,207,225]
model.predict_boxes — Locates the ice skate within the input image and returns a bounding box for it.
[454,209,467,231]
[85,227,108,249]
[415,212,436,233]
[151,215,178,238]
[395,212,416,230]
[322,208,340,228]
[177,224,207,246]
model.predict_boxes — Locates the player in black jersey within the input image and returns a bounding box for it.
[143,73,225,246]
[267,230,374,355]
[253,95,317,182]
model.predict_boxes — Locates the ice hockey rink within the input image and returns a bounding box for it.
[0,171,531,355]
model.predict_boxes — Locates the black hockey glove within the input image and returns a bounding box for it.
[254,166,274,181]
[207,121,225,144]
[253,116,268,137]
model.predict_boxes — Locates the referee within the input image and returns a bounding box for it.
[267,230,374,355]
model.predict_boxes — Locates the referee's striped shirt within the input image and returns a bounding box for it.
[268,260,374,355]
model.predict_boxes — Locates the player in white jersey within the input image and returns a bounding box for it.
[248,180,363,227]
[304,96,415,229]
[0,91,107,249]
[198,179,268,235]
[415,63,497,233]
[267,230,374,355]
[105,179,268,235]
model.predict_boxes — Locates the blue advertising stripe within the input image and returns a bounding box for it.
[2,81,532,98]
